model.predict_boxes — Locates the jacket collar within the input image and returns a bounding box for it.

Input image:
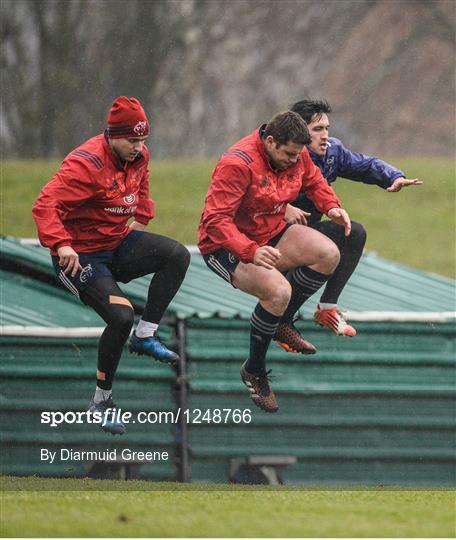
[307,141,330,167]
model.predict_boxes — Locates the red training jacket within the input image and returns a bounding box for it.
[198,127,341,263]
[32,134,154,254]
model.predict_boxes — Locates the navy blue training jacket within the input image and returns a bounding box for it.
[294,137,404,225]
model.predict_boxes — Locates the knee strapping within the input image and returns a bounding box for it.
[109,295,133,308]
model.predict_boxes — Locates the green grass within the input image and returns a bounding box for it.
[1,158,454,277]
[0,159,213,244]
[0,477,454,537]
[334,157,455,279]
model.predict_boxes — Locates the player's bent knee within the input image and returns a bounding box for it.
[350,221,367,249]
[170,242,191,273]
[115,310,135,335]
[267,280,292,312]
[108,302,134,335]
[315,243,340,273]
[328,244,341,269]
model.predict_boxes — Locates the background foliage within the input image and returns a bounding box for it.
[2,0,455,159]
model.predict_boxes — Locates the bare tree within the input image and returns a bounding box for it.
[2,0,454,159]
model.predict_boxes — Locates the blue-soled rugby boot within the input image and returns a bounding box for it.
[128,333,179,365]
[87,396,126,435]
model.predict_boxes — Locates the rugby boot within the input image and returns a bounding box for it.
[314,305,356,337]
[129,332,179,364]
[274,322,317,354]
[87,396,126,435]
[240,361,278,413]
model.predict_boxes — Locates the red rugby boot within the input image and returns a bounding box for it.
[274,322,317,354]
[314,305,357,337]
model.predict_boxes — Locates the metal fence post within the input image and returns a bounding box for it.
[176,318,190,482]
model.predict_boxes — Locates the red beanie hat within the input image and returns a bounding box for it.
[107,96,149,138]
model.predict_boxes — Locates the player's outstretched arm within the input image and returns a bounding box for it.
[386,177,423,192]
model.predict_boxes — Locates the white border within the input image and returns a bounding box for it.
[1,310,455,339]
[9,241,456,328]
[0,326,106,337]
[19,238,203,253]
[344,311,456,323]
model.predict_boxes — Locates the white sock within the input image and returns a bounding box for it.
[94,386,112,404]
[135,320,158,338]
[319,303,337,310]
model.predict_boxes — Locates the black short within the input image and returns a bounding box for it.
[202,224,291,285]
[52,230,180,299]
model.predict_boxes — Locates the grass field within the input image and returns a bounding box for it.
[0,477,454,537]
[1,157,454,278]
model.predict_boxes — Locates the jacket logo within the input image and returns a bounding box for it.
[253,202,285,219]
[106,176,123,198]
[133,121,148,135]
[260,176,270,188]
[123,194,136,205]
[104,205,137,215]
[327,156,335,166]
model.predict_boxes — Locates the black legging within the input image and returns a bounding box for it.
[312,220,367,304]
[81,233,190,389]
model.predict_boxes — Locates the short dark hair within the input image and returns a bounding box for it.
[263,111,311,146]
[290,99,332,124]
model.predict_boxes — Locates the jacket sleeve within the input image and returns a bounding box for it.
[333,138,405,188]
[200,162,259,263]
[299,149,341,213]
[134,162,155,225]
[32,157,96,252]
